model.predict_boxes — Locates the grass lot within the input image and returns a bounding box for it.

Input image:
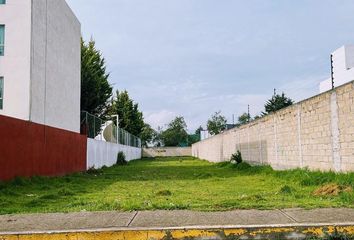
[0,157,353,214]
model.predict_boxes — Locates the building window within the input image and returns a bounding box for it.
[0,0,5,4]
[0,25,4,56]
[0,77,3,110]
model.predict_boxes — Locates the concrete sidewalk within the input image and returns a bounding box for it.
[0,208,353,239]
[1,208,354,232]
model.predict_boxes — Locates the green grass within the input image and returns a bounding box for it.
[0,157,353,214]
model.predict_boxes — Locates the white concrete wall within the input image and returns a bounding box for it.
[87,138,142,169]
[30,0,81,133]
[0,0,80,133]
[0,0,32,120]
[142,147,192,158]
[320,45,354,93]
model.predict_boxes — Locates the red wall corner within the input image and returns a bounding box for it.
[0,115,87,181]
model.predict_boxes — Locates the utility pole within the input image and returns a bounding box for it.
[331,54,334,90]
[232,114,235,125]
[247,105,250,123]
[112,115,119,144]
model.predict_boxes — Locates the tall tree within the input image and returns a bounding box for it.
[109,90,144,137]
[238,113,251,125]
[140,123,157,147]
[195,126,203,135]
[81,38,112,116]
[207,111,227,135]
[161,117,188,147]
[263,92,294,115]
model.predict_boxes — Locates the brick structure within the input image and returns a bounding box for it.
[192,81,354,172]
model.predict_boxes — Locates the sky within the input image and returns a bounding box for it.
[66,0,354,132]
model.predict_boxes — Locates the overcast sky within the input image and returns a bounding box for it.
[66,0,354,132]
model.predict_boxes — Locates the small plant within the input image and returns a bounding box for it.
[116,151,127,165]
[156,190,172,196]
[280,185,293,194]
[230,150,243,164]
[86,167,103,175]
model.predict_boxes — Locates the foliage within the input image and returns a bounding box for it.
[81,38,112,116]
[186,134,201,146]
[263,92,294,115]
[207,111,227,135]
[0,157,352,214]
[306,230,352,240]
[86,167,103,175]
[237,113,251,125]
[0,157,354,214]
[108,90,144,137]
[195,126,203,136]
[151,126,164,147]
[160,117,188,146]
[116,151,127,165]
[140,123,158,147]
[230,151,243,164]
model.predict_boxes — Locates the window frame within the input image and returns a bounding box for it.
[0,77,3,110]
[0,25,4,56]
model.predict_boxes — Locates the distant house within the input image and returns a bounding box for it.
[0,0,85,180]
[0,0,81,133]
[320,45,354,93]
[200,124,236,141]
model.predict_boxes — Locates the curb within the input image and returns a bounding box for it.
[1,223,354,240]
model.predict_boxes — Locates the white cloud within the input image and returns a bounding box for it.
[278,75,328,102]
[145,110,179,129]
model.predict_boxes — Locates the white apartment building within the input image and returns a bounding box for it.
[320,45,354,93]
[0,0,81,133]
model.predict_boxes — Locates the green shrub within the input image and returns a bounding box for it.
[230,150,243,164]
[86,167,103,175]
[280,185,293,194]
[116,151,127,165]
[233,162,252,170]
[11,177,29,186]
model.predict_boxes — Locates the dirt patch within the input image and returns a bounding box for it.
[156,190,172,196]
[313,183,353,196]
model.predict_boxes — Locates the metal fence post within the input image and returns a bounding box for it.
[82,111,141,148]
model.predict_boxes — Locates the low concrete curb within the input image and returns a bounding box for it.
[1,223,354,240]
[1,209,353,239]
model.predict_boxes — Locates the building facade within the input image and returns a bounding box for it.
[0,0,81,133]
[319,45,354,93]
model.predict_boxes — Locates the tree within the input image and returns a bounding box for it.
[187,134,200,146]
[263,92,294,115]
[109,90,144,137]
[81,38,112,116]
[154,126,164,147]
[238,113,250,125]
[140,123,157,147]
[161,117,188,147]
[207,111,227,135]
[195,126,203,136]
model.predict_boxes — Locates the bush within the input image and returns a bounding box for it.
[280,185,293,194]
[116,151,127,165]
[230,150,243,164]
[86,167,103,175]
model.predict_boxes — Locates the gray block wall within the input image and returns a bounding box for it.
[30,0,81,133]
[192,81,354,172]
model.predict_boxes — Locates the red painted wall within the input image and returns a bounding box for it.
[0,115,87,181]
